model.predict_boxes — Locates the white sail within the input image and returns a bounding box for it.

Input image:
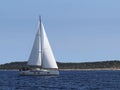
[27,24,42,66]
[41,22,58,69]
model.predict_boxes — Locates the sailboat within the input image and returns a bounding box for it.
[20,17,59,76]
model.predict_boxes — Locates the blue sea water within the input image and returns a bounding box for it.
[0,70,120,90]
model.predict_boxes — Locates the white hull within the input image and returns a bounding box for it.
[20,69,59,76]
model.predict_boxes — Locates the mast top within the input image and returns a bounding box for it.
[39,16,41,23]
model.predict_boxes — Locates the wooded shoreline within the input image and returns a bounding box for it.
[0,60,120,70]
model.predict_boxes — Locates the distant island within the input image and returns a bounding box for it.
[0,60,120,70]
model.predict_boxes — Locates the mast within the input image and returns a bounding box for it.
[39,16,43,68]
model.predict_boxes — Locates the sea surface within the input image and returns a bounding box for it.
[0,70,120,90]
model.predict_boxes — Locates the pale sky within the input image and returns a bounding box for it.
[0,0,120,64]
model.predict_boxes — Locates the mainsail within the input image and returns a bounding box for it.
[28,18,58,69]
[27,22,42,66]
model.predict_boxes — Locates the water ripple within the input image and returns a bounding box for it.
[0,70,120,90]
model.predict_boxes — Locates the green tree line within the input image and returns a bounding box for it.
[0,60,120,70]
